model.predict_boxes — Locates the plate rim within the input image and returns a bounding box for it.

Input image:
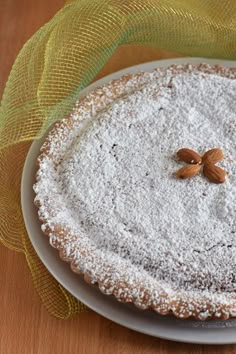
[21,57,236,345]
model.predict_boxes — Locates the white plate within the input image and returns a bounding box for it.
[21,57,236,344]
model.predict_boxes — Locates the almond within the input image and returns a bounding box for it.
[175,164,201,179]
[202,148,224,165]
[177,148,202,164]
[203,164,226,184]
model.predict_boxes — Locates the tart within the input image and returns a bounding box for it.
[34,64,236,320]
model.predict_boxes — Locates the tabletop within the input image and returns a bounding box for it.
[0,1,236,354]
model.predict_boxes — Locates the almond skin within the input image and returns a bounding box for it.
[203,164,226,184]
[202,148,224,165]
[177,148,202,164]
[176,164,201,179]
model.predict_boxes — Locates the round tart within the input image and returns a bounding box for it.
[34,64,236,320]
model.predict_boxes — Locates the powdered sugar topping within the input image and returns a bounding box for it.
[34,65,236,319]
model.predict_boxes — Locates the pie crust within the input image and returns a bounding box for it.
[34,64,236,320]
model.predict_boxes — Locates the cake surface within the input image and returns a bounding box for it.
[34,64,236,320]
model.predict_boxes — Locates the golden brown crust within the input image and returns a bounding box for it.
[34,64,236,320]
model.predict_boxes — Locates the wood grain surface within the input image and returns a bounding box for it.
[0,1,235,353]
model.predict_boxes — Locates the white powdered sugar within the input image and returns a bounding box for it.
[34,65,236,318]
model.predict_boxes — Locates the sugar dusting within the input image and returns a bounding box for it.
[34,65,236,319]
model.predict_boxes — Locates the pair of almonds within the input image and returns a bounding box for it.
[176,148,226,183]
[176,164,226,183]
[177,148,224,165]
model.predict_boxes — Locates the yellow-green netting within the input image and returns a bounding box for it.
[1,0,236,319]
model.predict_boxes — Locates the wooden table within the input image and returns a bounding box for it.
[0,1,235,353]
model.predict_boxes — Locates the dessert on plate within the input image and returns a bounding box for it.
[34,63,236,320]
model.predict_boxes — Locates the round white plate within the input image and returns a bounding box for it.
[21,57,236,344]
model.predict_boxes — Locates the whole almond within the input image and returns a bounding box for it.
[177,148,202,164]
[202,148,224,165]
[176,164,201,179]
[203,164,226,184]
